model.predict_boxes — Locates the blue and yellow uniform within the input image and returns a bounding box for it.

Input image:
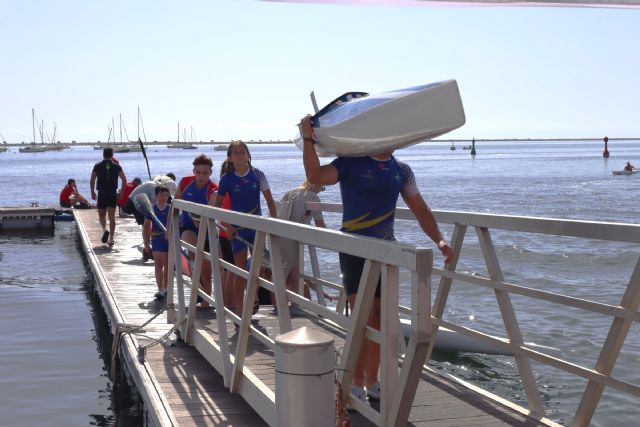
[217,168,270,254]
[331,155,419,296]
[148,203,170,252]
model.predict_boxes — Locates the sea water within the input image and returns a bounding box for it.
[0,141,638,426]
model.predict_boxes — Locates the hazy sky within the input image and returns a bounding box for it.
[1,0,638,142]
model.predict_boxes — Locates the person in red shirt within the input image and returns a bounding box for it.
[59,179,90,209]
[117,177,142,217]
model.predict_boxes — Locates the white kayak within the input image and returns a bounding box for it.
[612,170,639,175]
[400,319,561,356]
[296,80,466,157]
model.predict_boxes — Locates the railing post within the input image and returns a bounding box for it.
[275,327,335,427]
[476,226,545,416]
[389,249,432,427]
[573,257,640,426]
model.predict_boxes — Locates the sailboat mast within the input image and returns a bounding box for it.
[31,108,35,144]
[137,107,140,141]
[119,113,123,144]
[177,122,180,144]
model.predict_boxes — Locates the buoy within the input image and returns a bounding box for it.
[470,138,476,156]
[603,136,609,158]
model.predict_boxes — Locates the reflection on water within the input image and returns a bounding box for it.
[0,223,143,426]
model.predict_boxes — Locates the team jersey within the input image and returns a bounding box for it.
[92,159,122,193]
[331,155,418,240]
[148,203,170,237]
[179,178,218,230]
[217,168,269,217]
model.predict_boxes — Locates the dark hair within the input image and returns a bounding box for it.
[224,140,251,175]
[103,147,114,158]
[192,154,213,169]
[155,185,169,195]
[166,172,176,181]
[220,160,228,178]
[67,178,75,185]
[133,177,142,185]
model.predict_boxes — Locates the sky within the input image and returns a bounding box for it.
[0,0,638,143]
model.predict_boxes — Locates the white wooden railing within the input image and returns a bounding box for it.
[165,199,432,426]
[308,202,640,427]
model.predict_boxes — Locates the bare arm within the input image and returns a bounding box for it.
[402,192,453,265]
[119,171,126,194]
[90,171,97,200]
[263,189,277,218]
[300,115,338,185]
[143,219,152,249]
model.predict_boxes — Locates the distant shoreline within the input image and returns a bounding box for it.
[1,137,638,147]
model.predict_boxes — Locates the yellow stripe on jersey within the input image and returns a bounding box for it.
[342,209,395,232]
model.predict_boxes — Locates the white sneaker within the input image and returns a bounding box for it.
[348,385,369,410]
[366,381,380,400]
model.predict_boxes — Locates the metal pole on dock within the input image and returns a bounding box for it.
[470,137,476,156]
[275,327,335,427]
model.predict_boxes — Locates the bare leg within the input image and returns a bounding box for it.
[180,229,211,307]
[98,208,107,231]
[153,251,168,291]
[233,248,248,316]
[107,207,116,243]
[347,295,381,388]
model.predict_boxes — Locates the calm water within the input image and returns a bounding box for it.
[1,141,639,426]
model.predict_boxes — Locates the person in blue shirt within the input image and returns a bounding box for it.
[174,154,218,307]
[300,114,453,405]
[213,140,277,316]
[143,185,171,299]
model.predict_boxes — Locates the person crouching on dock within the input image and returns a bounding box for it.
[300,114,453,406]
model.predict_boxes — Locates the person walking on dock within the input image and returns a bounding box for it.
[174,155,218,307]
[213,141,277,316]
[90,147,126,246]
[300,114,453,405]
[143,185,171,299]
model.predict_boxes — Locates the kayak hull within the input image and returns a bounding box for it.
[296,80,466,157]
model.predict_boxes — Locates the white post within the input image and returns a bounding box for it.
[275,327,335,427]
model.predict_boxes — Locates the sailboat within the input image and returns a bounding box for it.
[19,109,48,153]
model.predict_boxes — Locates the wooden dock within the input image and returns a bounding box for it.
[74,208,550,426]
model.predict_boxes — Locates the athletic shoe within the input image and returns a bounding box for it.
[142,248,154,261]
[366,381,380,400]
[154,291,164,299]
[101,230,109,243]
[252,298,260,315]
[348,385,369,410]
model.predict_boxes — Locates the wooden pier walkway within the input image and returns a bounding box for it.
[74,208,549,426]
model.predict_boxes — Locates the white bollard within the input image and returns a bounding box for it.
[275,326,335,427]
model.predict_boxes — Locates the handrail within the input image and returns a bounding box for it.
[165,199,432,426]
[306,202,640,426]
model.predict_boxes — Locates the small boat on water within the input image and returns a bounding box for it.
[462,145,472,150]
[214,144,228,151]
[612,170,639,175]
[0,146,7,153]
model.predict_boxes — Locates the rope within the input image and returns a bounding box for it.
[110,303,185,381]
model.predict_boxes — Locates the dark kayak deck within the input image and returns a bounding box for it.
[74,209,551,426]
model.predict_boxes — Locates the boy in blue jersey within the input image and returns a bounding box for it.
[174,154,218,307]
[143,185,171,299]
[214,140,277,316]
[300,115,453,405]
